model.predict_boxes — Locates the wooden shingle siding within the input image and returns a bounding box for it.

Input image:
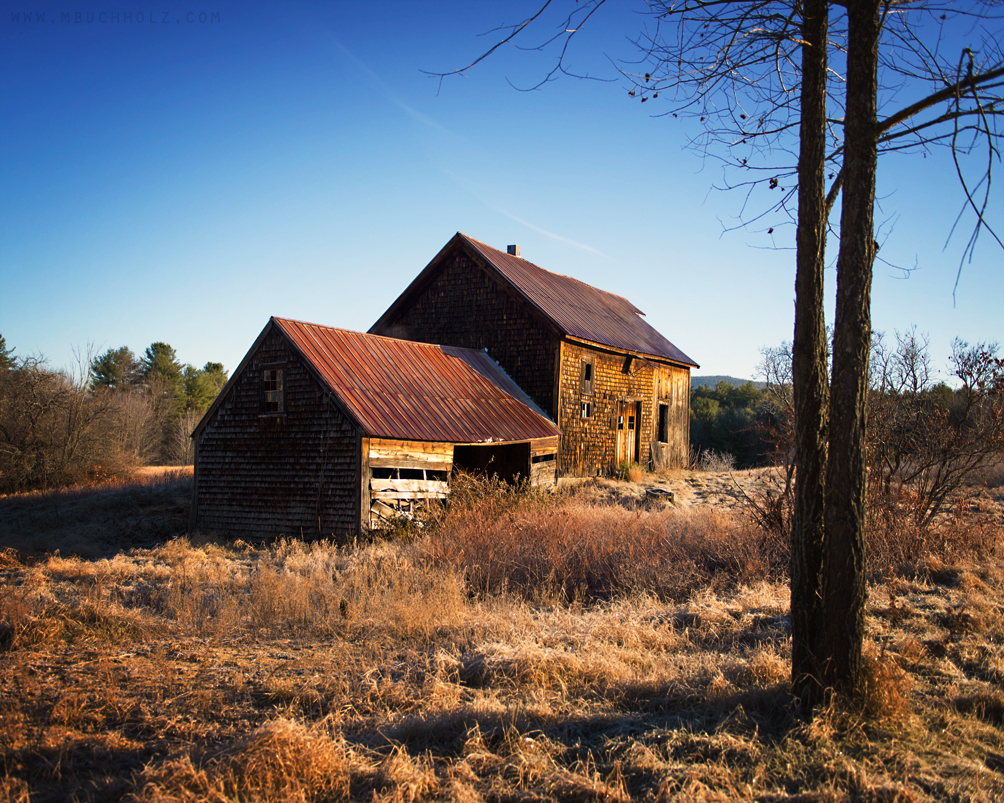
[557,343,689,475]
[376,249,561,419]
[193,331,361,540]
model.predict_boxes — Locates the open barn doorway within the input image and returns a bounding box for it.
[453,442,531,485]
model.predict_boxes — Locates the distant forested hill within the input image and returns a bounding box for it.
[691,375,766,390]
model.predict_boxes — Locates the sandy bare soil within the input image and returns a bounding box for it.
[562,466,1004,527]
[563,468,782,511]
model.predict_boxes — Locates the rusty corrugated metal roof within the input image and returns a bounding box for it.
[273,317,561,444]
[460,234,698,367]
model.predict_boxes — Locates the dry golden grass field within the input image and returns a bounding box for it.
[1,467,1003,802]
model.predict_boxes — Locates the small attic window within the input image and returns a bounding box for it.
[580,357,595,396]
[262,368,284,415]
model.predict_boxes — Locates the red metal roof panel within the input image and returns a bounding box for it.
[460,233,698,367]
[273,317,561,444]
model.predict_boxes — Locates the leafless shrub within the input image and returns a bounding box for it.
[166,409,200,466]
[0,354,124,493]
[697,450,737,473]
[869,336,1004,527]
[866,485,1000,575]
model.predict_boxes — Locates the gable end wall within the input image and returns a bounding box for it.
[374,249,560,418]
[193,330,361,539]
[558,342,690,475]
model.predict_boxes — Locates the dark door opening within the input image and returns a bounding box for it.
[453,442,531,485]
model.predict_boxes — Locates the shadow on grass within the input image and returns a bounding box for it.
[368,682,794,760]
[0,472,193,560]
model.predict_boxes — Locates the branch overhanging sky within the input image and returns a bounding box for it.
[1,1,1000,382]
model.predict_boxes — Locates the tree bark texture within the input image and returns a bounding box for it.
[790,0,830,710]
[823,0,881,694]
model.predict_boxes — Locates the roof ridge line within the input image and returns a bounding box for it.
[456,232,641,311]
[273,317,468,354]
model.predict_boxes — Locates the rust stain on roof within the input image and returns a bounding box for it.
[460,233,698,367]
[273,317,561,444]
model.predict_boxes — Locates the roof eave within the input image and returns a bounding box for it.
[563,334,700,370]
[191,318,276,441]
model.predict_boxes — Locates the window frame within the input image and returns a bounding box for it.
[261,365,285,416]
[580,356,595,396]
[658,403,670,443]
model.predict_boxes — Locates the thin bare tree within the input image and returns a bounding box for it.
[434,0,1004,708]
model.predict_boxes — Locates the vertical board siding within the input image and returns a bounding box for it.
[194,331,361,540]
[375,249,561,419]
[366,438,453,528]
[530,436,558,487]
[652,364,691,469]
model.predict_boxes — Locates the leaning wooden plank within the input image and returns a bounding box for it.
[370,479,450,494]
[371,499,397,517]
[370,439,453,458]
[371,490,448,501]
[369,457,452,472]
[370,499,397,528]
[531,463,557,486]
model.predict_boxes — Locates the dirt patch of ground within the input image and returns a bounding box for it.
[560,468,784,512]
[561,466,1004,526]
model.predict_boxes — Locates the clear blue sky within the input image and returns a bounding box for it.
[2,1,1001,383]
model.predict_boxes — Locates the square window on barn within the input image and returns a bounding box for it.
[581,401,592,419]
[658,403,670,443]
[262,368,284,415]
[580,357,595,396]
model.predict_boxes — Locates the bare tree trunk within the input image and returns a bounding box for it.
[823,0,881,695]
[790,0,830,711]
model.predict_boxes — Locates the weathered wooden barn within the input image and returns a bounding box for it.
[190,317,560,539]
[371,233,699,476]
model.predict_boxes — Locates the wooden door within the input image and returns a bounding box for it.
[616,401,640,464]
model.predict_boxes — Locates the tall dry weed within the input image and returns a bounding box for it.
[867,486,1000,575]
[138,537,468,641]
[130,718,372,803]
[857,646,914,726]
[423,477,787,603]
